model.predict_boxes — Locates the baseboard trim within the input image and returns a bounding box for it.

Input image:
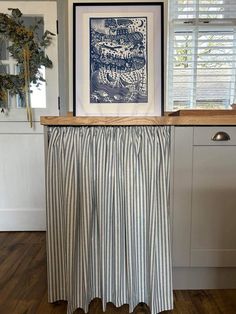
[0,209,46,231]
[173,267,236,289]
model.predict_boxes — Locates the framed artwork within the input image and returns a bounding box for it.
[73,2,164,116]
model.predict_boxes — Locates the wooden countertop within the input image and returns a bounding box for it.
[40,115,236,126]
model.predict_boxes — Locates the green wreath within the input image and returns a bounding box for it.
[0,8,54,125]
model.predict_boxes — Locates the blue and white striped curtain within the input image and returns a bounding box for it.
[46,126,173,314]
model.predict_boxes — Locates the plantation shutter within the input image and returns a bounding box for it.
[168,0,236,111]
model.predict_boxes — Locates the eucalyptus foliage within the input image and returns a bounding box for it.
[0,8,54,111]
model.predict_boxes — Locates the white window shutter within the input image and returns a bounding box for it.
[168,0,236,111]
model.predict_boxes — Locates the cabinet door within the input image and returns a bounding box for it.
[0,1,58,230]
[172,126,236,268]
[0,1,58,122]
[191,129,236,267]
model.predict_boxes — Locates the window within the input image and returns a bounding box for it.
[167,0,236,111]
[0,16,46,109]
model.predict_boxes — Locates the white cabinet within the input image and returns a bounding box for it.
[0,2,58,231]
[172,126,236,267]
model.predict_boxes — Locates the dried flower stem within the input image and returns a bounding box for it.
[23,46,32,127]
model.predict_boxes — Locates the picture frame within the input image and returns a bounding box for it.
[73,2,164,116]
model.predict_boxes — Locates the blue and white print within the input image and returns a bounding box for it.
[90,17,148,104]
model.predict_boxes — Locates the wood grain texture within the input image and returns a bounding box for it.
[0,232,236,314]
[169,109,236,116]
[40,115,236,126]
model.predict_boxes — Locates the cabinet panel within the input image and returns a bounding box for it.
[172,126,236,268]
[172,127,193,267]
[0,134,45,210]
[191,145,236,267]
[194,127,236,146]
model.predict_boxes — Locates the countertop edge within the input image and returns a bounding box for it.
[40,116,236,126]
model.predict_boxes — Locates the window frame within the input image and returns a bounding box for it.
[167,0,236,111]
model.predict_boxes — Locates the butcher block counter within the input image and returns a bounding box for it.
[41,113,236,126]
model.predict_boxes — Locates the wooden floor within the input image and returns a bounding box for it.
[0,232,236,314]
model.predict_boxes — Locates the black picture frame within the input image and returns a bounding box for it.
[73,2,164,117]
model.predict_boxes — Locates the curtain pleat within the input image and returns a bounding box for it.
[46,126,173,314]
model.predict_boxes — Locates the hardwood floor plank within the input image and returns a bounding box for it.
[207,290,236,314]
[0,232,235,314]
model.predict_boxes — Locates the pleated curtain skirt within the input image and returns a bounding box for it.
[46,126,173,314]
